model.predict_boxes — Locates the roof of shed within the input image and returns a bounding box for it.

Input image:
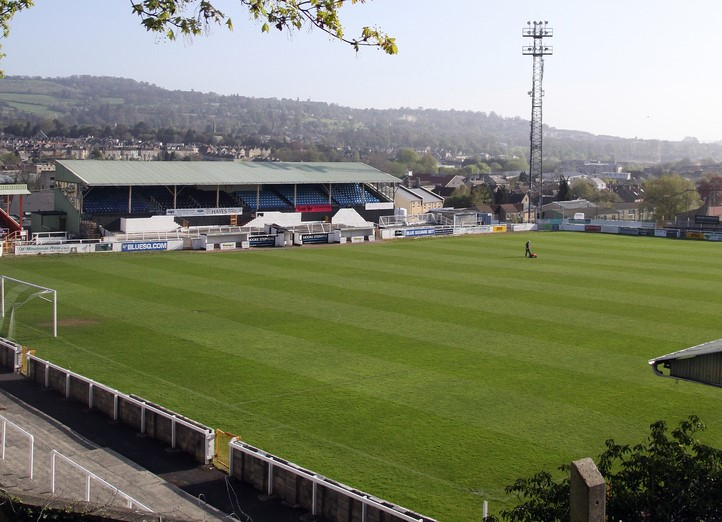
[54,160,400,187]
[396,185,444,203]
[649,339,722,365]
[649,338,722,388]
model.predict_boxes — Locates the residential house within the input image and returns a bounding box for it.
[496,203,525,223]
[406,173,466,197]
[540,199,597,220]
[394,185,444,216]
[594,202,644,221]
[612,184,644,203]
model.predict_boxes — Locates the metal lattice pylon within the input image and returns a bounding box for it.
[522,21,553,222]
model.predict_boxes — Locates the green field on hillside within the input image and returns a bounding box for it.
[2,232,721,521]
[0,92,61,117]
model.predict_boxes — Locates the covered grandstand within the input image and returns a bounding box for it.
[52,160,398,237]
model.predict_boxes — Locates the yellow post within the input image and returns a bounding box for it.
[213,429,238,472]
[20,346,35,376]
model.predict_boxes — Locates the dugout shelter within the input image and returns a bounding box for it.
[52,160,398,238]
[649,338,722,388]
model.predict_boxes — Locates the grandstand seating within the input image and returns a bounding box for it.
[275,185,330,207]
[189,189,241,208]
[136,186,197,211]
[83,187,155,214]
[82,183,386,215]
[330,184,382,206]
[236,189,293,210]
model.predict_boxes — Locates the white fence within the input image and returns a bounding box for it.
[27,353,215,463]
[229,438,435,522]
[14,344,437,522]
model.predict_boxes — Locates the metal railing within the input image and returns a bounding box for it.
[51,450,151,512]
[0,414,34,479]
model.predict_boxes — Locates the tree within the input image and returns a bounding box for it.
[0,1,396,76]
[557,176,571,201]
[395,148,419,165]
[444,185,473,208]
[569,178,595,201]
[488,161,503,173]
[471,184,493,207]
[417,153,438,174]
[503,157,529,173]
[598,416,722,521]
[642,174,700,224]
[490,416,722,522]
[494,186,509,205]
[698,175,722,206]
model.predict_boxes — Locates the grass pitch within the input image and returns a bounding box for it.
[2,232,722,521]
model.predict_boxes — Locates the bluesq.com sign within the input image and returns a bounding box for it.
[121,241,168,253]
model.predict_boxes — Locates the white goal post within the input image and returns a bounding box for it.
[1,276,57,339]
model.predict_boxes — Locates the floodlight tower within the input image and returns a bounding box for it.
[522,21,553,222]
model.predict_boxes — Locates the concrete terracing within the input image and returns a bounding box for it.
[0,370,306,521]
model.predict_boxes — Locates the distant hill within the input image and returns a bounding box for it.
[0,75,721,164]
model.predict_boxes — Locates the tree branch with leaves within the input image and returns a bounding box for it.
[641,173,701,225]
[0,0,32,75]
[485,416,722,522]
[0,0,396,76]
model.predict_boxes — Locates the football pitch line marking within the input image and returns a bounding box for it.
[46,336,478,496]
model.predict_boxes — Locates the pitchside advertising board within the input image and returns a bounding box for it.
[117,240,183,253]
[619,227,659,237]
[166,207,243,217]
[294,233,330,245]
[248,234,276,247]
[121,241,167,252]
[400,228,435,237]
[695,215,720,225]
[295,204,332,213]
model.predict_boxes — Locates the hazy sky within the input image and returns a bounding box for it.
[3,1,721,142]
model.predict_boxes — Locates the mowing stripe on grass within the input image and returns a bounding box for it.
[2,232,721,520]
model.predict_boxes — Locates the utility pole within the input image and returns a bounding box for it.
[522,21,553,223]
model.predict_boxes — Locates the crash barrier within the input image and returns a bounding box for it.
[25,353,214,464]
[0,414,34,479]
[228,438,437,522]
[51,450,151,512]
[0,338,22,371]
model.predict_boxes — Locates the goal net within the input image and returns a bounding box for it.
[0,276,57,343]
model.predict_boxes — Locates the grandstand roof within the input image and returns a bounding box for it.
[54,160,399,187]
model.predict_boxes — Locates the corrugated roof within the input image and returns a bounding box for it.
[54,160,399,187]
[649,339,722,365]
